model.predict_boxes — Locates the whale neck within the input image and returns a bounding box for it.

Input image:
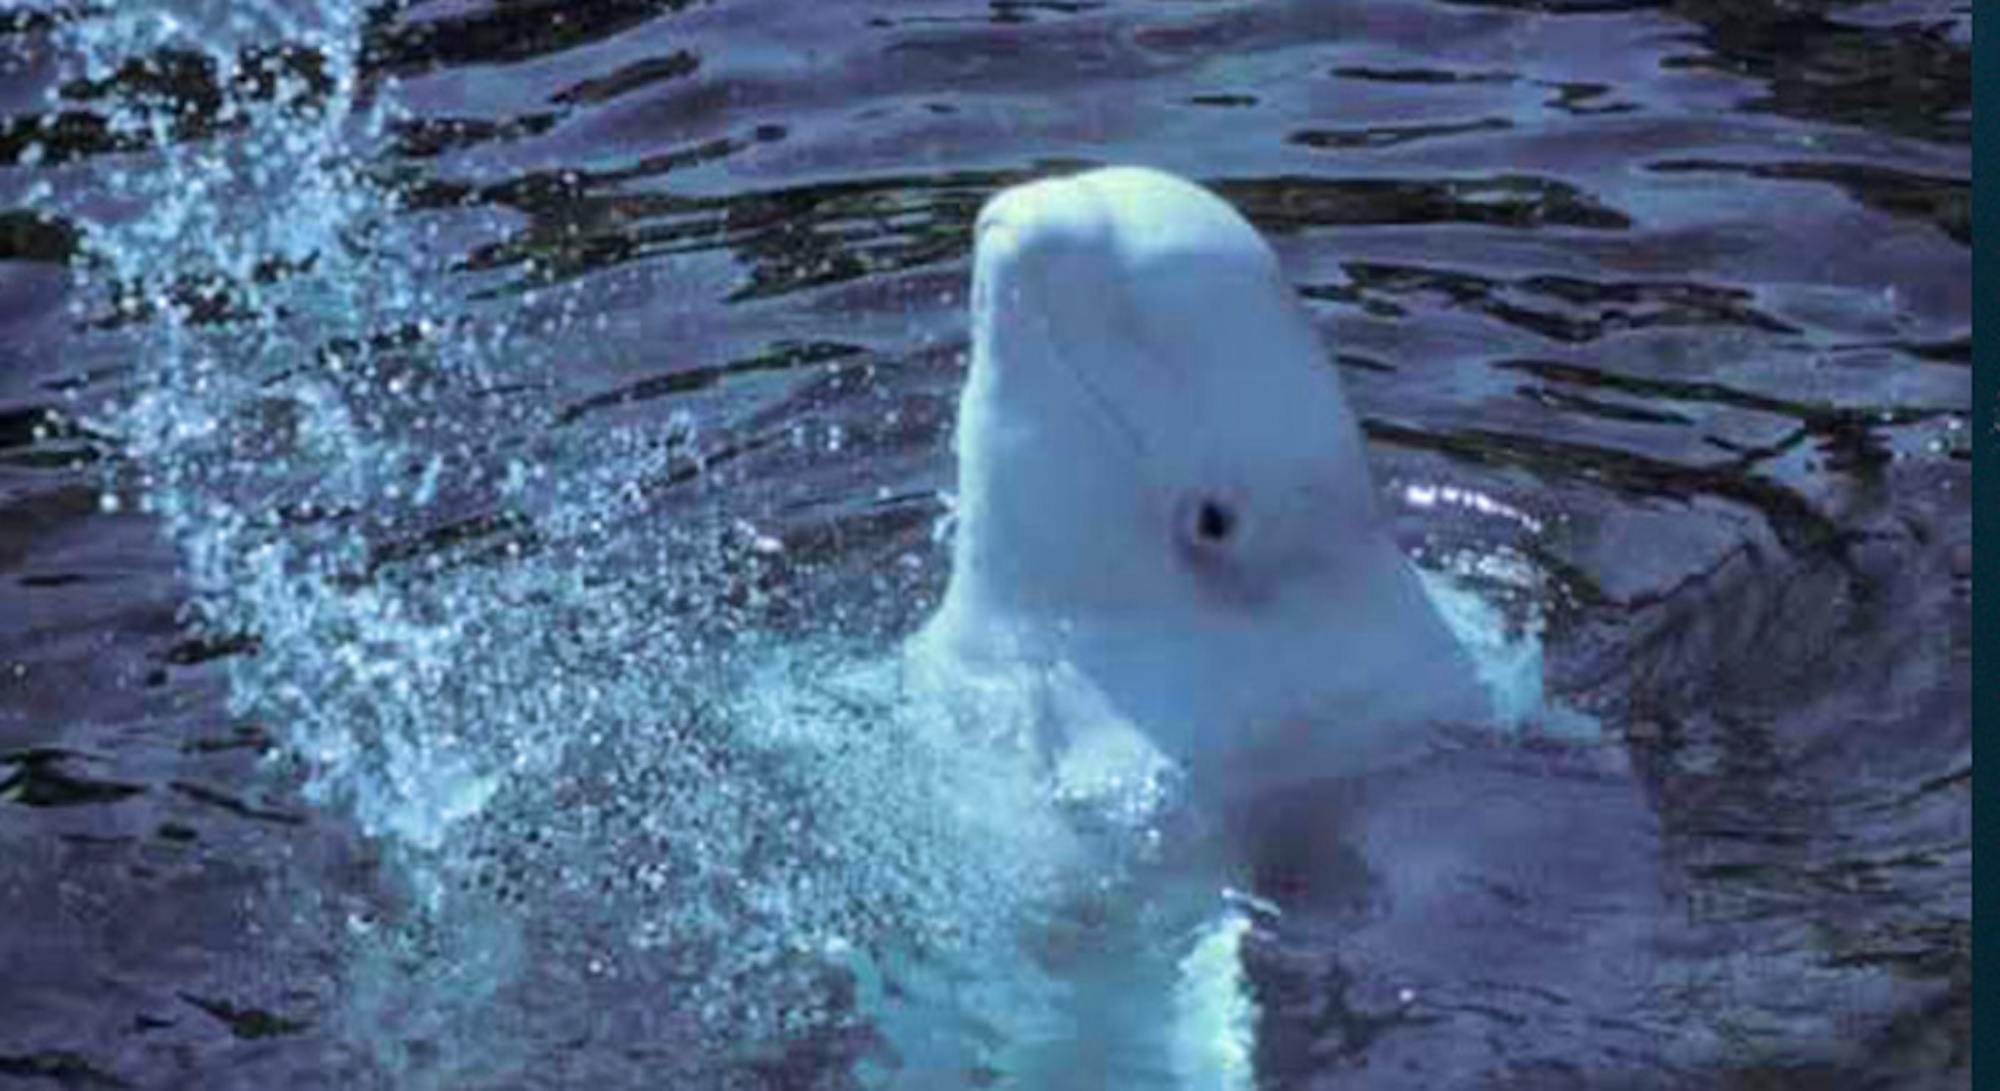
[919,540,1489,794]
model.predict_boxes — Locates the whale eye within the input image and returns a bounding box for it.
[1176,492,1243,554]
[1195,499,1236,543]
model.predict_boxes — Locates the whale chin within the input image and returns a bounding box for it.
[915,546,1492,803]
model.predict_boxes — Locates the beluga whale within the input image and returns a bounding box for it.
[884,166,1500,1088]
[912,165,1492,804]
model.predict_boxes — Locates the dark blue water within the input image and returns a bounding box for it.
[0,1,1969,1088]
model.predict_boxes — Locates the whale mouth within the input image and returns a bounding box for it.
[1051,318,1150,465]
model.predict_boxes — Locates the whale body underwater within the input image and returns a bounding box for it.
[864,166,1514,1087]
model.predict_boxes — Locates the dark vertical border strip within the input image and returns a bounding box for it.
[1975,12,1993,1091]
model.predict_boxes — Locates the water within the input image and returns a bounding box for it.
[0,1,1969,1087]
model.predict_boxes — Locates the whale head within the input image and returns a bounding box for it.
[923,166,1487,798]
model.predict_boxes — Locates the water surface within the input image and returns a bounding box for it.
[0,1,1970,1087]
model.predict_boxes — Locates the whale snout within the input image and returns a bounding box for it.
[973,174,1107,271]
[976,167,1278,296]
[972,181,1029,238]
[969,176,1112,366]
